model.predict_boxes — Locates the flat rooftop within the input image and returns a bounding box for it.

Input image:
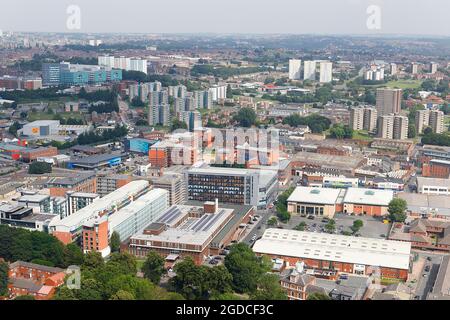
[132,204,235,248]
[188,166,253,176]
[70,153,124,165]
[343,188,394,206]
[46,171,96,187]
[49,180,149,232]
[288,187,342,205]
[291,152,365,170]
[417,177,450,189]
[18,194,50,203]
[108,188,168,230]
[397,192,450,216]
[253,229,411,270]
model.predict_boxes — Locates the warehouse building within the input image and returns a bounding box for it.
[253,229,411,281]
[128,201,254,265]
[21,120,91,139]
[287,186,394,218]
[67,153,125,170]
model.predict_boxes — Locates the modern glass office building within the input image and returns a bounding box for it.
[42,62,122,86]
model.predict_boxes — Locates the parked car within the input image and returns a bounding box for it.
[307,215,315,220]
[425,265,430,272]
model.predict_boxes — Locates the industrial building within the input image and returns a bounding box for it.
[20,120,91,140]
[67,153,125,170]
[82,188,169,257]
[287,186,394,218]
[128,201,254,264]
[253,229,411,281]
[46,172,97,197]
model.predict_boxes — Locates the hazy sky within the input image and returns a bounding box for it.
[1,0,449,36]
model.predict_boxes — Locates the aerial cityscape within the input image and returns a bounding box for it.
[0,1,450,308]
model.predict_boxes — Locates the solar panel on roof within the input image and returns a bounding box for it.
[165,208,183,224]
[202,210,225,231]
[158,207,181,224]
[191,214,211,231]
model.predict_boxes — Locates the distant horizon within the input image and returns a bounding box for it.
[3,31,450,39]
[1,0,449,36]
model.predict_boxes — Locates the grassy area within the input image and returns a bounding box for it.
[380,278,402,286]
[27,111,85,122]
[357,79,422,90]
[445,115,450,127]
[352,130,374,141]
[384,80,422,89]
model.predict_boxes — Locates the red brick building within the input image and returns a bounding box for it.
[253,229,411,281]
[7,261,66,300]
[422,159,450,179]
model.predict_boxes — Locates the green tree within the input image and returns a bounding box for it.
[0,261,8,296]
[224,243,271,294]
[53,286,78,300]
[226,84,233,99]
[423,127,433,135]
[130,97,145,107]
[110,231,121,253]
[294,222,307,231]
[205,265,233,297]
[408,124,417,139]
[388,198,408,223]
[28,162,52,174]
[324,219,336,233]
[267,217,278,227]
[142,251,166,284]
[169,257,208,300]
[14,295,36,300]
[64,243,84,266]
[351,220,364,234]
[250,273,287,300]
[77,278,104,300]
[307,292,331,300]
[8,121,21,137]
[233,108,257,127]
[275,187,294,223]
[108,252,137,275]
[170,119,188,132]
[82,251,104,271]
[110,290,136,300]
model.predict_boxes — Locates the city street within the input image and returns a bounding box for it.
[412,252,444,300]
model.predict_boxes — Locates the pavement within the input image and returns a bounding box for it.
[280,213,391,239]
[411,251,444,300]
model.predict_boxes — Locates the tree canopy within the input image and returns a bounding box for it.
[282,114,331,133]
[388,198,408,223]
[0,225,82,268]
[224,243,271,294]
[233,108,257,128]
[142,251,166,285]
